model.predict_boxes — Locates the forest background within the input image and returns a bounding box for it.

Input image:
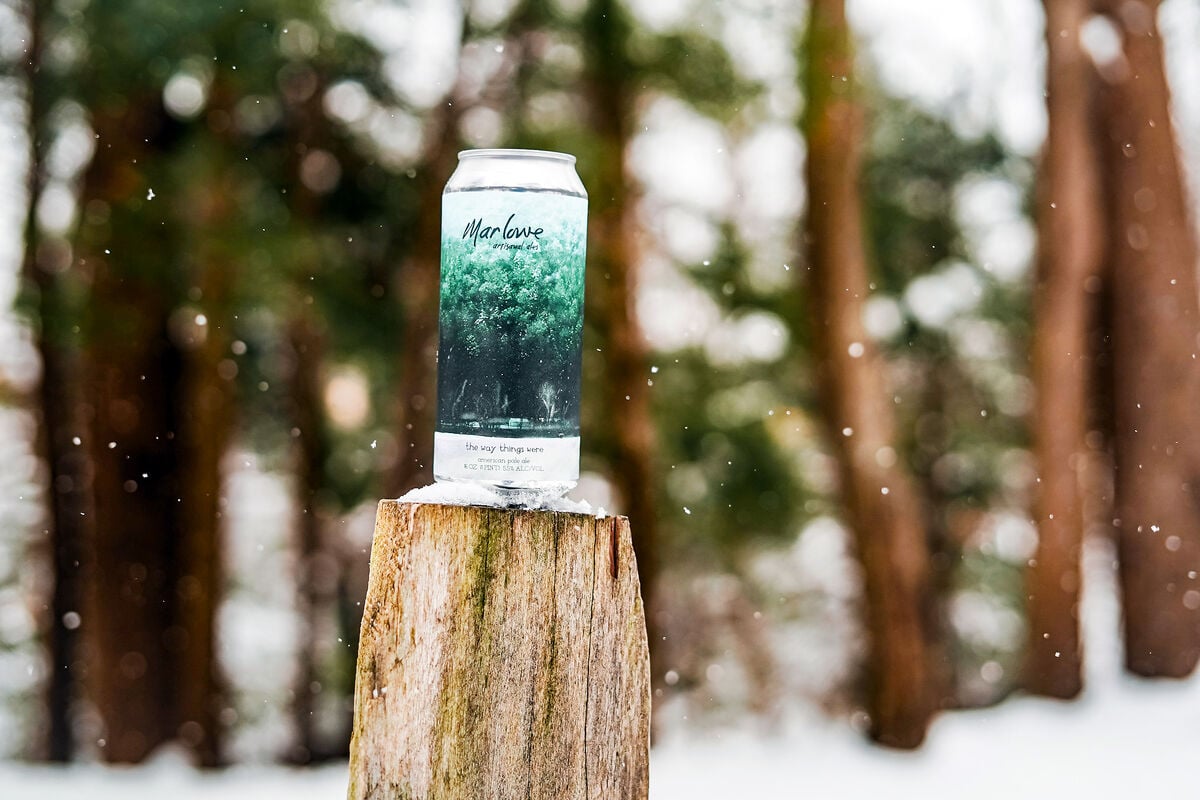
[2,0,1200,790]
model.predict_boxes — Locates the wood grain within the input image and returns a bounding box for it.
[348,501,650,800]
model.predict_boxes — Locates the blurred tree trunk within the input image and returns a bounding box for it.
[21,0,89,762]
[802,0,937,748]
[80,94,230,765]
[174,324,230,768]
[1024,0,1105,699]
[388,107,459,496]
[279,78,351,761]
[1095,0,1200,677]
[80,101,181,764]
[582,0,664,694]
[287,313,334,763]
[387,8,474,497]
[173,155,237,767]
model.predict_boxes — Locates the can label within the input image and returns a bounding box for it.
[434,189,587,486]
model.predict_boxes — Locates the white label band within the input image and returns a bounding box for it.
[434,432,580,484]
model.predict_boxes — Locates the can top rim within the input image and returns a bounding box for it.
[458,148,576,164]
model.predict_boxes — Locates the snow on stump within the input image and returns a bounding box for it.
[347,500,651,800]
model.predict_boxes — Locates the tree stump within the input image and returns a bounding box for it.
[348,500,650,800]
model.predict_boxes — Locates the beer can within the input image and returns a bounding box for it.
[433,149,588,498]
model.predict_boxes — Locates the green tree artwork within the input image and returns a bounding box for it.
[436,190,587,439]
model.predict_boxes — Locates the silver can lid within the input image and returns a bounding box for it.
[446,148,585,196]
[458,148,576,165]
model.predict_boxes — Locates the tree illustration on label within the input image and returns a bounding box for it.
[436,190,587,441]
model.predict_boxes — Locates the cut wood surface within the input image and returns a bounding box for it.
[348,500,650,800]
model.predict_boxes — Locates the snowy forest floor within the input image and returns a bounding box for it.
[0,457,1189,798]
[2,669,1197,798]
[4,539,1199,799]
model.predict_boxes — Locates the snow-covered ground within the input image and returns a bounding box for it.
[653,675,1200,798]
[4,537,1199,798]
[2,671,1197,798]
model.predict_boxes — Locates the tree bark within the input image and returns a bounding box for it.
[387,10,473,498]
[172,161,237,766]
[80,100,182,764]
[279,74,342,764]
[348,501,650,800]
[388,118,456,496]
[802,0,937,748]
[287,313,335,763]
[1095,0,1200,677]
[80,94,231,765]
[1024,0,1106,699]
[582,0,664,696]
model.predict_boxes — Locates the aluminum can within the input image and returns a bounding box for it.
[433,149,588,497]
